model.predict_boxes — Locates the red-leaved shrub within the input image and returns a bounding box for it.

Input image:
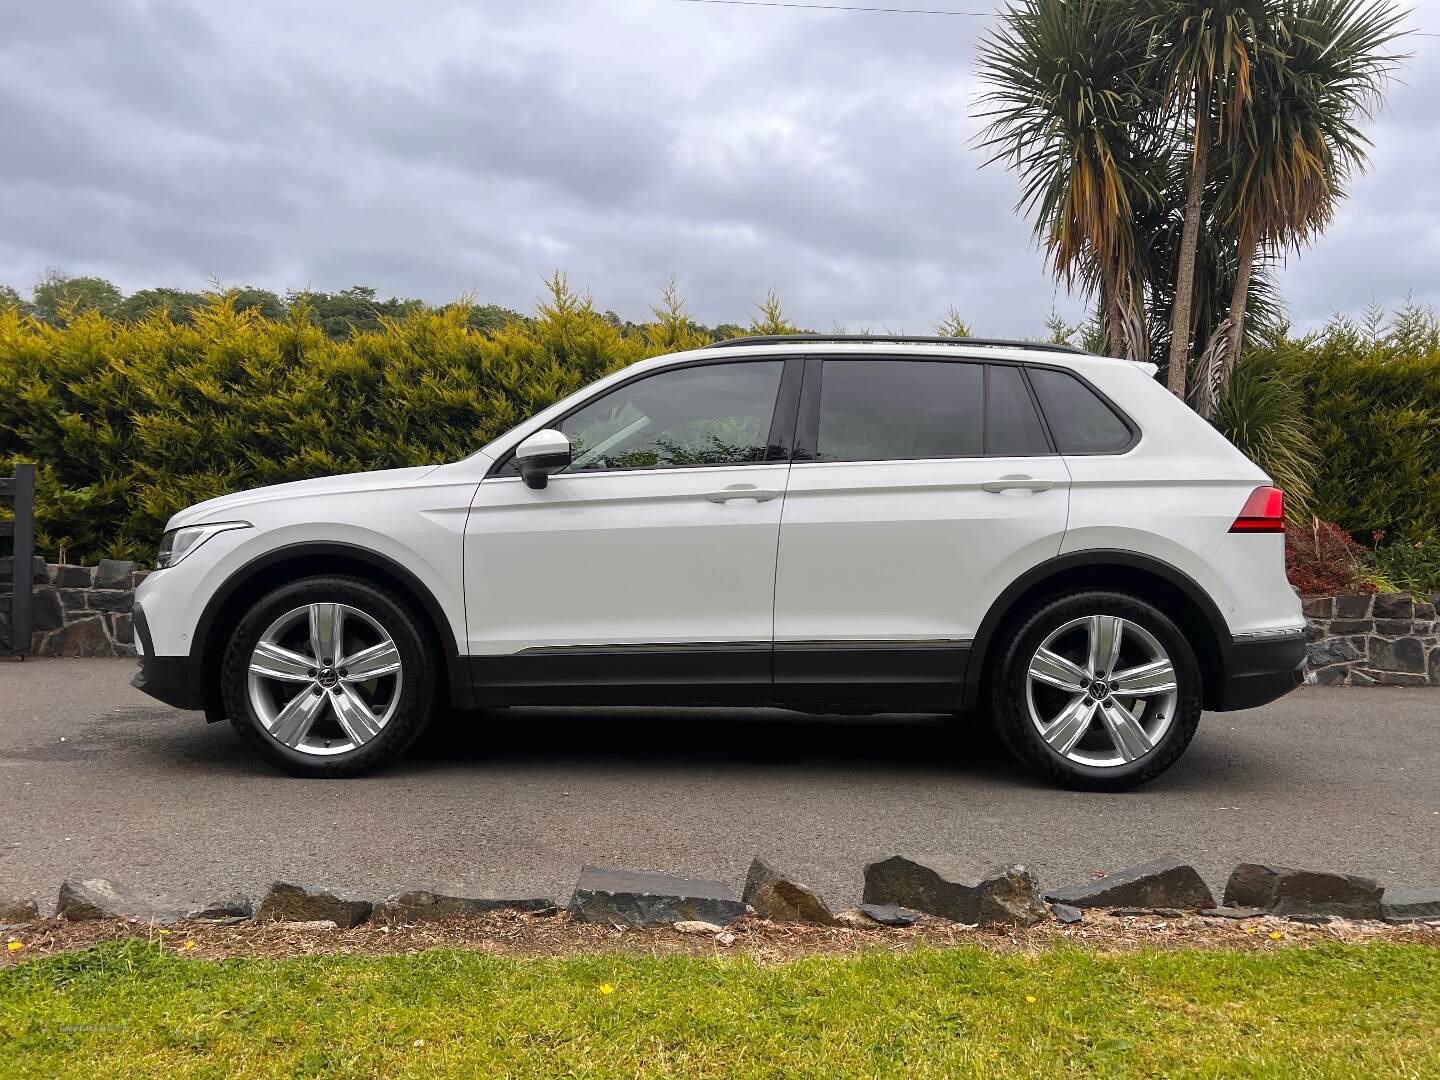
[1286,518,1372,596]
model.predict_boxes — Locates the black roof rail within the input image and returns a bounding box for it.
[701,333,1086,355]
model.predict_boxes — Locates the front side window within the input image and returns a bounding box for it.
[816,360,985,462]
[554,360,784,473]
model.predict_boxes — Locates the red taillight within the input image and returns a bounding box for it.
[1230,486,1285,532]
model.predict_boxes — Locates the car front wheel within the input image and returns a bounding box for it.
[220,575,437,777]
[989,590,1202,791]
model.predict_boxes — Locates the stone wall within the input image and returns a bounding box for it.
[1303,591,1440,686]
[1,557,143,657]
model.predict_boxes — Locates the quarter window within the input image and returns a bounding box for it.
[555,360,784,473]
[1028,368,1133,453]
[986,364,1051,456]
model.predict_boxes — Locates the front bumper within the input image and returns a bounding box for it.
[130,604,204,711]
[1213,630,1306,711]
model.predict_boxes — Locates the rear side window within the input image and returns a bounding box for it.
[1028,368,1134,454]
[816,360,984,461]
[813,359,1054,462]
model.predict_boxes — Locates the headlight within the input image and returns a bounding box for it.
[155,521,252,569]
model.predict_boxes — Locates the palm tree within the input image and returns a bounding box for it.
[1138,0,1277,399]
[1210,0,1404,386]
[975,0,1161,357]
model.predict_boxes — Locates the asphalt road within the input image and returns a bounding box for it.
[2,657,1437,913]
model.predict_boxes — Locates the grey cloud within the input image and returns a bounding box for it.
[1,0,1435,335]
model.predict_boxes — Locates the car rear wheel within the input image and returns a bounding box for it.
[220,575,437,777]
[988,590,1202,791]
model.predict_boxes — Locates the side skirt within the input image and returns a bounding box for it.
[465,641,973,710]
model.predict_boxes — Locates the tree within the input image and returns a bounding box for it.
[976,0,1162,357]
[748,289,800,335]
[0,285,34,317]
[116,287,206,324]
[976,0,1402,404]
[31,272,123,324]
[1208,0,1403,392]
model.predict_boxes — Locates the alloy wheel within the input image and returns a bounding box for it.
[246,603,403,756]
[1023,615,1178,768]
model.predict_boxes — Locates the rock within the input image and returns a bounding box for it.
[93,559,137,591]
[111,613,133,645]
[1334,594,1372,619]
[673,920,725,935]
[58,589,90,614]
[372,889,556,924]
[1109,908,1157,917]
[742,858,837,926]
[1414,601,1436,619]
[1431,647,1440,684]
[1371,592,1413,620]
[715,931,736,946]
[1369,637,1425,674]
[1223,863,1383,920]
[257,882,371,928]
[1327,619,1374,635]
[568,866,746,927]
[862,855,1048,927]
[1307,637,1363,667]
[1372,670,1429,687]
[856,903,920,927]
[275,920,339,931]
[88,590,133,613]
[1310,664,1349,685]
[53,564,93,588]
[1045,856,1215,910]
[1301,596,1333,619]
[1051,903,1083,925]
[1374,619,1417,636]
[1199,907,1268,920]
[40,617,112,657]
[186,896,254,920]
[1381,889,1440,924]
[56,876,182,923]
[1287,914,1331,925]
[0,897,39,922]
[30,588,64,632]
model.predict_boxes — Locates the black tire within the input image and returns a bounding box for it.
[221,575,437,777]
[988,590,1202,792]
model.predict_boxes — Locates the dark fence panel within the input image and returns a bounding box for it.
[1,463,36,657]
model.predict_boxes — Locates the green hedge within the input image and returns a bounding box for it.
[1266,335,1440,540]
[0,277,718,563]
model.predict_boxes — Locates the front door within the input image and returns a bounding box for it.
[773,356,1071,707]
[464,357,799,704]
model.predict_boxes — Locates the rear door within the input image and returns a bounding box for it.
[772,356,1071,706]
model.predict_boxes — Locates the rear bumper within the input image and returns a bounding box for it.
[130,604,204,711]
[1213,631,1306,711]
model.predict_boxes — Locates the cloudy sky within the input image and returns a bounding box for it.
[1,0,1436,334]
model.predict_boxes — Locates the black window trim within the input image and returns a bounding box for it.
[792,353,1138,465]
[485,355,804,479]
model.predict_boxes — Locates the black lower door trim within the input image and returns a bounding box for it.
[468,643,773,706]
[774,640,972,709]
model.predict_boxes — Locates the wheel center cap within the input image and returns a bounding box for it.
[317,668,339,688]
[1090,680,1110,700]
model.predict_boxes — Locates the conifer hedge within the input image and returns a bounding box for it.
[0,276,720,563]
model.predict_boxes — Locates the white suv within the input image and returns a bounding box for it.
[132,336,1306,790]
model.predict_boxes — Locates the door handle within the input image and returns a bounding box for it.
[706,484,780,503]
[981,474,1054,494]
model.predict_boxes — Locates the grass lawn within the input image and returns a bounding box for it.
[2,939,1437,1077]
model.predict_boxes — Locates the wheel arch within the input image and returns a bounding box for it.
[192,542,468,720]
[963,550,1229,712]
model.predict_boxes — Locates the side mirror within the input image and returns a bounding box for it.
[514,428,572,489]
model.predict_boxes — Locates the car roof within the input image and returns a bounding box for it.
[644,337,1143,372]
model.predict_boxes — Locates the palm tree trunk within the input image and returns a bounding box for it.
[1167,102,1210,399]
[1102,263,1125,357]
[1224,230,1257,384]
